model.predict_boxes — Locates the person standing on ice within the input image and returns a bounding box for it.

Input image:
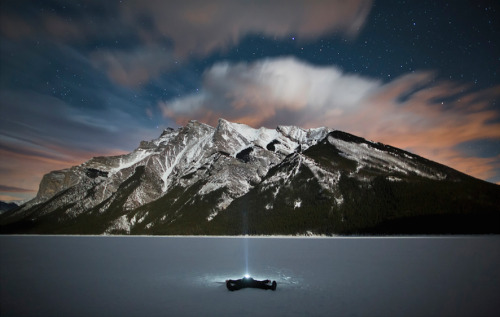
[226,276,277,291]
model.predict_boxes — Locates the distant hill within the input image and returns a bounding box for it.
[1,119,499,235]
[0,201,19,215]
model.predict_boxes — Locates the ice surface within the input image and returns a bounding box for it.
[1,236,499,317]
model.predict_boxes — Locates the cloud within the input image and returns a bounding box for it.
[160,57,381,126]
[0,194,27,202]
[0,88,159,200]
[0,35,169,200]
[0,185,35,193]
[123,0,373,56]
[105,0,372,86]
[160,57,500,182]
[1,1,373,87]
[0,13,34,39]
[90,45,177,87]
[0,135,127,202]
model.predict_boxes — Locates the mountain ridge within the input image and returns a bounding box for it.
[1,118,499,235]
[0,201,18,215]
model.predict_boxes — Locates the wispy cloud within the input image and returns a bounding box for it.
[115,0,372,85]
[0,78,158,200]
[0,185,35,193]
[90,45,177,87]
[2,1,372,87]
[0,2,121,41]
[123,0,373,56]
[160,57,500,181]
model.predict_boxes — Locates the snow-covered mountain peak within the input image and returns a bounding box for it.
[213,118,253,156]
[277,125,331,146]
[214,118,281,153]
[212,118,332,157]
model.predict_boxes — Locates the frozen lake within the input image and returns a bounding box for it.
[1,236,499,317]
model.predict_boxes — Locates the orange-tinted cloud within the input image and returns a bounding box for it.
[160,58,380,126]
[352,74,500,180]
[0,195,25,202]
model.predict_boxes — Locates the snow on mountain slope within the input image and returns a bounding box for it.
[4,118,475,235]
[326,135,447,180]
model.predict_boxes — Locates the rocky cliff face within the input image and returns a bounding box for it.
[2,119,499,235]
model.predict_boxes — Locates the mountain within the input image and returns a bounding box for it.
[1,119,499,235]
[0,201,19,215]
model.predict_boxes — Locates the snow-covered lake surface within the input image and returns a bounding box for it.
[1,236,499,317]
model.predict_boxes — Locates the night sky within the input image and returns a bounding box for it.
[1,0,499,202]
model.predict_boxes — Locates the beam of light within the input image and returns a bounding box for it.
[243,235,249,278]
[242,198,250,278]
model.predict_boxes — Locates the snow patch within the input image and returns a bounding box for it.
[105,215,131,234]
[387,176,402,182]
[404,153,414,160]
[109,149,152,175]
[335,195,344,206]
[207,210,218,221]
[327,136,446,180]
[302,156,341,190]
[224,120,278,146]
[131,212,148,226]
[294,198,302,209]
[161,133,213,192]
[272,187,280,198]
[216,193,233,211]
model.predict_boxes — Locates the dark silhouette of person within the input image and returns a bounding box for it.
[226,276,277,291]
